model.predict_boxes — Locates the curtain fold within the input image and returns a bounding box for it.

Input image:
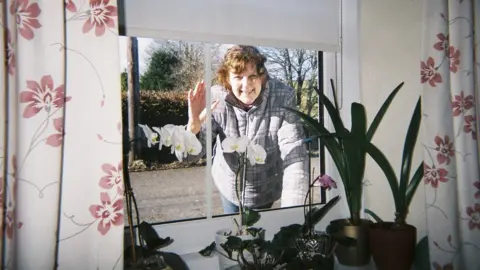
[0,0,124,269]
[421,0,480,268]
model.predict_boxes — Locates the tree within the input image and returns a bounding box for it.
[260,48,319,117]
[154,40,222,90]
[140,49,180,91]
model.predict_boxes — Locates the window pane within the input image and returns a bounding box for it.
[120,37,326,225]
[120,37,216,223]
[208,44,324,216]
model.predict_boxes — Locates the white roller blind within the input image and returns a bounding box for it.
[122,0,340,52]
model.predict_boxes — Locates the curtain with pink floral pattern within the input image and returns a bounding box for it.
[0,0,124,269]
[421,0,480,268]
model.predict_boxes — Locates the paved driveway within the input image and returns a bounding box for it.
[125,158,321,224]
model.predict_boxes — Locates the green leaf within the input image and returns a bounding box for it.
[138,221,174,251]
[304,195,341,231]
[405,162,424,209]
[282,107,349,188]
[323,79,347,135]
[398,98,422,212]
[271,224,303,248]
[366,82,404,142]
[244,208,261,227]
[246,227,265,238]
[365,142,400,212]
[198,241,216,257]
[343,103,368,222]
[364,209,384,223]
[224,236,243,250]
[313,79,346,137]
[414,236,430,270]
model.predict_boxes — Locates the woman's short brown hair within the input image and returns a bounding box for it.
[216,45,269,92]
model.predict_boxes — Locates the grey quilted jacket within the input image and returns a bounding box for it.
[187,78,309,208]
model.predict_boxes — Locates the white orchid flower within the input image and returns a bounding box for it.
[184,129,202,156]
[158,124,175,149]
[221,136,249,153]
[247,143,267,165]
[138,124,160,148]
[171,126,186,161]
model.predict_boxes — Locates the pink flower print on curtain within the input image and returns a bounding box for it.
[82,0,118,36]
[9,0,42,40]
[89,192,124,236]
[19,75,71,118]
[98,162,124,195]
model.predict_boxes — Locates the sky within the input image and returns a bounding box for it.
[118,36,154,74]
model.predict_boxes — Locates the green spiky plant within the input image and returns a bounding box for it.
[364,98,423,226]
[283,79,406,226]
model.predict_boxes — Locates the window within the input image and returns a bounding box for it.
[118,0,343,225]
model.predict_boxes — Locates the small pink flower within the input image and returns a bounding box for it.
[448,46,460,73]
[466,203,480,230]
[451,91,474,116]
[89,192,124,235]
[424,163,448,188]
[65,0,77,12]
[19,75,71,118]
[10,0,42,40]
[315,174,337,190]
[46,117,64,147]
[99,162,123,194]
[434,135,455,165]
[474,181,480,199]
[83,0,118,37]
[421,57,442,87]
[463,115,477,140]
[433,33,449,51]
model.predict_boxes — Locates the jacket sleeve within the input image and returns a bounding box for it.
[277,91,310,207]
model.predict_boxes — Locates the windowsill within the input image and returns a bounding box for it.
[153,202,348,255]
[147,202,381,269]
[179,251,378,270]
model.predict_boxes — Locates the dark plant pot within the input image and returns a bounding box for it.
[368,222,416,270]
[326,219,371,266]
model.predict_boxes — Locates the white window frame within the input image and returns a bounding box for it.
[118,0,360,264]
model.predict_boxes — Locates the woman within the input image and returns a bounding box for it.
[186,45,309,214]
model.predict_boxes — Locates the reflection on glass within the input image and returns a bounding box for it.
[121,37,323,224]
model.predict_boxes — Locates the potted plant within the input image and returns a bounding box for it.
[200,167,356,270]
[364,97,423,270]
[283,79,406,266]
[124,221,189,270]
[123,126,196,269]
[195,135,267,270]
[268,193,343,270]
[200,194,344,270]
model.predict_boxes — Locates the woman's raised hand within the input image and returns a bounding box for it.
[188,81,206,122]
[187,81,219,134]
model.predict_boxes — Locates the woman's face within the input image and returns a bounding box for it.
[228,63,262,105]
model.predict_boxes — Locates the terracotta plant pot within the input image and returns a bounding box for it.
[368,222,416,270]
[326,219,371,266]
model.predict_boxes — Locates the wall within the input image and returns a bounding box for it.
[359,0,427,241]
